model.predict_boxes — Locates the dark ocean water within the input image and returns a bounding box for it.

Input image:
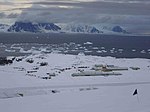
[0,33,150,58]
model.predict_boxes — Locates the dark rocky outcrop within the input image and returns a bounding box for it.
[8,22,61,33]
[0,57,13,65]
[112,26,127,33]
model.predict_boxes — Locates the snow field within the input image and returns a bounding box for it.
[0,53,150,112]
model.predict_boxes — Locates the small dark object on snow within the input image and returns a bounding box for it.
[41,76,51,79]
[130,67,140,70]
[16,58,22,62]
[133,89,138,96]
[26,58,34,63]
[18,93,24,97]
[52,90,57,93]
[27,71,37,73]
[0,57,13,65]
[40,62,48,66]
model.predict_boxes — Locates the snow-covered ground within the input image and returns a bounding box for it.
[0,53,150,112]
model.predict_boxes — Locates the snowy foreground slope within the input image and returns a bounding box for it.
[0,53,150,112]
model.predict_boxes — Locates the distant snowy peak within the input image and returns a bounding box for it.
[8,22,39,33]
[38,23,61,31]
[96,25,129,34]
[61,24,103,34]
[8,22,61,33]
[0,24,10,32]
[112,26,127,33]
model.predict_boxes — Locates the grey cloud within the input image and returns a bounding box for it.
[7,13,19,18]
[0,12,19,19]
[4,0,150,17]
[126,24,150,34]
[22,1,150,16]
[98,15,150,25]
[2,0,150,34]
[105,0,150,3]
[0,12,6,18]
[17,1,150,24]
[0,1,13,5]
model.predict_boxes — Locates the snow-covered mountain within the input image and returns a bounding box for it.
[8,22,61,33]
[60,24,103,34]
[0,24,10,32]
[95,25,129,34]
[112,26,127,33]
[1,22,129,34]
[59,24,128,34]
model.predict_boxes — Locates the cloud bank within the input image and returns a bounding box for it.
[0,0,150,34]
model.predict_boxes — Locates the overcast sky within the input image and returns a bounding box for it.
[0,0,150,34]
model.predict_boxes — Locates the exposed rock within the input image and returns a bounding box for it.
[8,22,61,33]
[0,57,13,65]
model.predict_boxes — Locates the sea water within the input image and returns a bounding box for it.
[0,33,150,58]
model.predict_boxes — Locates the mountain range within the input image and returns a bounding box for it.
[7,22,61,33]
[0,22,128,34]
[60,24,103,34]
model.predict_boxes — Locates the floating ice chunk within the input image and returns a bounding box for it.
[84,51,92,53]
[101,47,105,49]
[10,46,22,50]
[0,44,6,48]
[140,50,146,53]
[79,47,84,49]
[77,44,81,47]
[110,50,114,53]
[118,49,123,52]
[78,52,85,56]
[96,50,102,53]
[84,42,93,45]
[64,51,68,53]
[5,49,15,52]
[40,48,47,52]
[84,48,88,51]
[19,48,32,53]
[102,50,107,53]
[71,50,76,52]
[92,47,99,50]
